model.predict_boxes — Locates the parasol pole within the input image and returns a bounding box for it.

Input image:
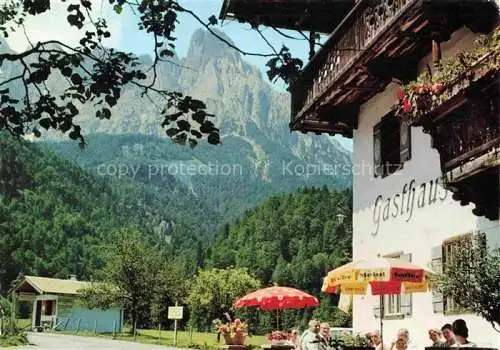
[276,309,280,330]
[380,295,384,350]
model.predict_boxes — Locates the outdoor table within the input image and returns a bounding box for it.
[261,344,295,350]
[219,346,249,350]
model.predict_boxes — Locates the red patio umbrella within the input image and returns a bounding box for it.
[233,286,319,329]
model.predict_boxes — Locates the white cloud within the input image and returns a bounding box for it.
[3,0,123,52]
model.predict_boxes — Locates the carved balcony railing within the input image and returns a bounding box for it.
[426,80,499,220]
[289,0,420,131]
[288,0,498,136]
[434,95,499,173]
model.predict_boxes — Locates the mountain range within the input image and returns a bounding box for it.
[1,28,353,228]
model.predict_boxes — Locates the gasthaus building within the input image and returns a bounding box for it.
[219,0,500,348]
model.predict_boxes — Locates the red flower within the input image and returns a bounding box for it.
[432,83,444,94]
[396,89,405,100]
[402,100,412,113]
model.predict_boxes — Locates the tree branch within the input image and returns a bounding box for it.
[0,73,24,87]
[272,27,304,41]
[254,27,281,61]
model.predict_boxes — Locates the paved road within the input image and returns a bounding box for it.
[14,332,183,350]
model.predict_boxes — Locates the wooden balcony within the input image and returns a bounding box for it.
[425,73,499,220]
[289,0,498,136]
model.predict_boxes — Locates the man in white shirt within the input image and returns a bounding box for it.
[300,320,321,350]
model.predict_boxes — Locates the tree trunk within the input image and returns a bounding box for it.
[130,309,137,335]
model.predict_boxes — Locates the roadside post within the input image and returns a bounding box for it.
[168,302,183,346]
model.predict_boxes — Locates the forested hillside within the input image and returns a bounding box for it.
[46,133,350,224]
[0,134,217,293]
[0,134,352,329]
[198,187,353,331]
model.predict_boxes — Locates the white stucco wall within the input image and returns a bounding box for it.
[351,27,500,348]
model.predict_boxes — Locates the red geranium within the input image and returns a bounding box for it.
[267,331,292,341]
[402,99,412,113]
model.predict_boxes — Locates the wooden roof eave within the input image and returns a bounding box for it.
[218,0,356,34]
[290,0,427,132]
[14,279,43,295]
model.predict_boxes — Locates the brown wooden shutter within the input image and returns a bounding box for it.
[373,123,382,177]
[399,120,411,163]
[400,253,412,317]
[431,245,444,313]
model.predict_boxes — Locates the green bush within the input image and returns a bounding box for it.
[335,332,370,347]
[0,330,28,347]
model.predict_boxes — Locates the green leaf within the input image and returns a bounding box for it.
[113,4,123,14]
[177,120,190,131]
[105,95,117,107]
[173,133,187,146]
[61,67,72,77]
[81,0,91,9]
[207,132,220,145]
[69,130,80,140]
[200,121,216,134]
[70,73,83,85]
[208,15,218,25]
[102,108,111,119]
[166,128,179,137]
[39,118,51,130]
[190,130,202,139]
[192,110,206,124]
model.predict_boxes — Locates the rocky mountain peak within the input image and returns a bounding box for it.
[186,28,240,65]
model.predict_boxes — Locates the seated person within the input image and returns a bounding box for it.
[452,319,476,347]
[428,328,444,347]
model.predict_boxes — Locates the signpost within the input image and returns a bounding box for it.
[168,303,183,345]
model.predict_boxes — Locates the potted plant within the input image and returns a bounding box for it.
[213,318,248,346]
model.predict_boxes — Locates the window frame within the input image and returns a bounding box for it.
[373,251,412,319]
[373,112,411,178]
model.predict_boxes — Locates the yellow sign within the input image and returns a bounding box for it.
[340,282,368,295]
[357,268,387,281]
[328,270,356,285]
[403,281,428,293]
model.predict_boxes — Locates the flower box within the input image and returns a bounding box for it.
[394,27,500,126]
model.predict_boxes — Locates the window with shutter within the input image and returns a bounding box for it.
[430,245,444,313]
[373,112,412,178]
[380,252,411,318]
[400,120,411,163]
[400,253,412,317]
